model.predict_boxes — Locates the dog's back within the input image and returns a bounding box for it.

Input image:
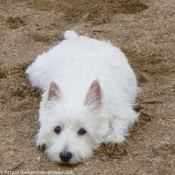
[26,31,137,102]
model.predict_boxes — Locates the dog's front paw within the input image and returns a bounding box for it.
[36,138,47,153]
[105,132,125,144]
[37,144,47,153]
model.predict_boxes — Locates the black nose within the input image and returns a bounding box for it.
[59,151,72,162]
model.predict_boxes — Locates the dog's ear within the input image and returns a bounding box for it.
[85,79,101,109]
[48,81,61,100]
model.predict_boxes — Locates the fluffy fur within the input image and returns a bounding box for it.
[26,30,139,164]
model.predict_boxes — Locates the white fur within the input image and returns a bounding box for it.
[26,30,139,164]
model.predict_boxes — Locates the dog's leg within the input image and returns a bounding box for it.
[36,129,48,151]
[105,108,138,143]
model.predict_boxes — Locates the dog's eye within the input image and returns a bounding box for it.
[54,126,61,134]
[78,128,86,135]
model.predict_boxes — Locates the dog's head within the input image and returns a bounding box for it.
[37,79,108,164]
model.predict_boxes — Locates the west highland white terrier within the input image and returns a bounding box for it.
[26,30,139,164]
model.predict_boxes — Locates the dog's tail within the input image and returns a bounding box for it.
[64,30,78,40]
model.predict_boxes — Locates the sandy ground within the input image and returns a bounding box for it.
[0,0,175,174]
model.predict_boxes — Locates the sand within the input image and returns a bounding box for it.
[0,0,175,174]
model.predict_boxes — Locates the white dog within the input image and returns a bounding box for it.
[26,31,139,164]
